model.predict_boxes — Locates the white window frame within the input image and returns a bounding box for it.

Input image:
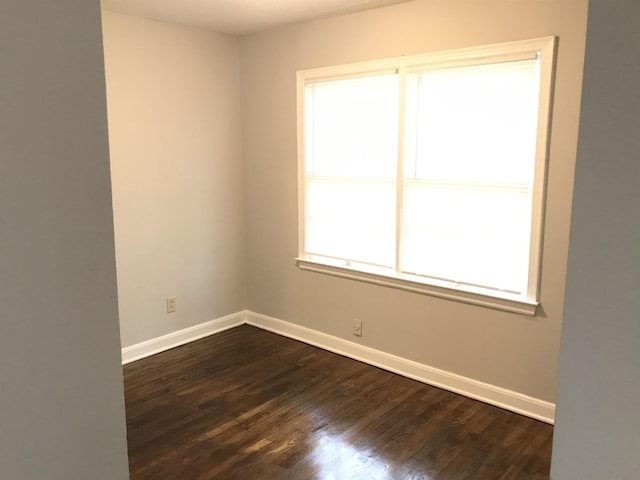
[295,37,557,315]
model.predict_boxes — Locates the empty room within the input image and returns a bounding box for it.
[2,0,638,479]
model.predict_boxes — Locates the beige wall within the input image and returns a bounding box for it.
[551,0,640,477]
[102,12,246,348]
[240,0,588,402]
[0,2,129,478]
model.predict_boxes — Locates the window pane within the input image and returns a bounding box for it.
[304,73,399,267]
[402,59,540,293]
[305,74,399,179]
[401,182,530,292]
[404,59,540,184]
[306,177,395,267]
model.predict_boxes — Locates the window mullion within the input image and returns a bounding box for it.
[395,66,407,275]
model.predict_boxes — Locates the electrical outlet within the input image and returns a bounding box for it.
[166,297,176,313]
[353,318,362,337]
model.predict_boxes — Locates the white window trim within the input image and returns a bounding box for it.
[296,37,557,316]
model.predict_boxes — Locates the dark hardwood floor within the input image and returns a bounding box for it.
[124,325,553,479]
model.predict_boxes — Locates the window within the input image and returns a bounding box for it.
[296,37,556,315]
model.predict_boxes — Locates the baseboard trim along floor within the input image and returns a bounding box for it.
[121,311,245,365]
[121,309,556,424]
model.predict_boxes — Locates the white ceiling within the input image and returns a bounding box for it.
[101,0,410,36]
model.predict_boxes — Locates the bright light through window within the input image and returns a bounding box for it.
[305,75,399,268]
[402,59,540,294]
[297,38,556,314]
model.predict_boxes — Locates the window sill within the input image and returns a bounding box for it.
[295,258,538,316]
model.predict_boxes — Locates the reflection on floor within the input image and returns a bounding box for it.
[124,325,553,479]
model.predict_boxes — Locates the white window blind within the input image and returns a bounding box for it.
[304,74,399,269]
[297,38,556,314]
[401,59,540,294]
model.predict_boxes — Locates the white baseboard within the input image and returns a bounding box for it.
[245,311,556,424]
[121,309,555,423]
[121,311,245,365]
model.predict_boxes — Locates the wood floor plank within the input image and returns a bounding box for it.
[124,325,554,479]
